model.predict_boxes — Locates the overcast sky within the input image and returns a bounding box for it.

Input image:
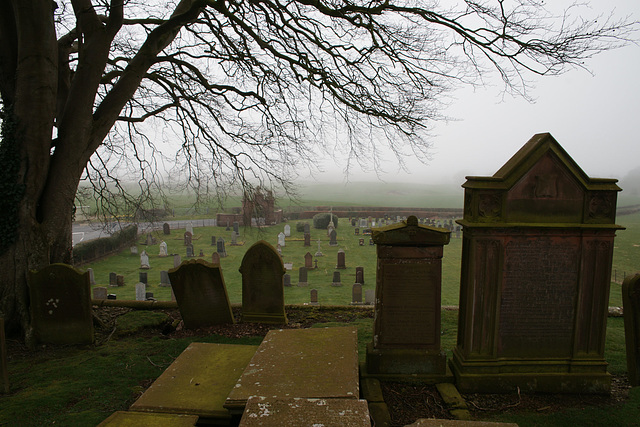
[310,0,640,185]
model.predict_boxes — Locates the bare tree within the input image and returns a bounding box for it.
[0,0,635,339]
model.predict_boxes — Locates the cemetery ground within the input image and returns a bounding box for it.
[2,211,639,425]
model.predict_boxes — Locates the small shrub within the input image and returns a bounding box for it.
[296,221,309,232]
[312,213,339,230]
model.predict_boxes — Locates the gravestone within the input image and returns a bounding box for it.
[366,215,450,378]
[184,231,192,246]
[116,275,125,287]
[365,289,375,305]
[304,223,311,234]
[331,271,342,287]
[140,251,150,269]
[315,239,323,257]
[186,244,194,258]
[130,246,138,255]
[284,224,291,237]
[355,228,360,235]
[160,270,171,287]
[93,286,107,300]
[217,238,227,257]
[329,229,337,246]
[139,271,148,285]
[352,283,363,304]
[233,221,239,234]
[231,231,238,245]
[369,238,374,245]
[186,222,194,235]
[297,267,308,287]
[159,241,168,257]
[304,232,311,247]
[87,268,96,286]
[277,232,286,248]
[355,266,364,285]
[276,244,282,255]
[304,252,313,269]
[310,289,319,306]
[336,249,346,269]
[211,235,216,246]
[359,238,364,246]
[283,262,293,270]
[239,241,287,324]
[168,259,235,328]
[28,264,94,344]
[226,221,230,231]
[173,254,182,269]
[135,282,146,301]
[211,252,221,265]
[107,294,116,300]
[199,249,204,257]
[622,273,640,386]
[283,273,291,287]
[451,133,623,394]
[351,218,357,226]
[163,222,170,235]
[146,233,154,246]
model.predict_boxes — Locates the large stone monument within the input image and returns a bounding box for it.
[366,215,450,379]
[451,133,623,394]
[239,241,287,324]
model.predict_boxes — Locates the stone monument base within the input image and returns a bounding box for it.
[241,311,288,325]
[450,350,611,394]
[366,343,451,381]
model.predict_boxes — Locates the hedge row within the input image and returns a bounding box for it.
[73,224,138,265]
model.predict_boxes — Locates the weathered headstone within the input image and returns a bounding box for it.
[183,231,192,246]
[211,235,217,246]
[28,264,94,344]
[139,271,148,285]
[304,252,313,269]
[107,294,116,300]
[355,266,364,285]
[135,282,146,301]
[160,270,171,287]
[186,244,194,258]
[355,228,360,235]
[140,251,150,269]
[277,232,286,248]
[87,268,96,286]
[186,222,194,235]
[284,224,291,237]
[158,241,168,257]
[304,232,311,247]
[130,246,138,255]
[329,229,337,246]
[211,252,221,265]
[239,241,287,324]
[116,274,125,287]
[217,238,227,257]
[310,289,319,306]
[231,231,238,245]
[336,249,346,269]
[199,249,204,257]
[303,223,310,234]
[163,222,170,235]
[146,233,154,246]
[331,271,342,287]
[168,259,235,328]
[451,133,623,394]
[365,289,375,305]
[366,215,450,378]
[623,273,640,386]
[359,238,364,246]
[173,254,182,269]
[352,283,363,304]
[93,286,108,300]
[233,221,239,234]
[283,273,291,287]
[297,267,308,287]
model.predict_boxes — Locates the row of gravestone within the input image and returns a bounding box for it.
[284,266,364,287]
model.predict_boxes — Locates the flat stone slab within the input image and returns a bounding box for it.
[239,396,370,426]
[97,411,198,426]
[225,327,359,414]
[130,343,258,421]
[406,420,519,427]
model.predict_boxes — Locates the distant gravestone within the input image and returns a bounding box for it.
[186,244,194,258]
[160,270,171,287]
[276,244,282,255]
[163,222,170,235]
[358,238,364,246]
[184,231,192,246]
[186,222,194,235]
[211,252,221,265]
[354,228,359,235]
[365,289,375,305]
[28,264,94,345]
[173,254,182,269]
[158,241,168,257]
[623,273,640,386]
[277,232,286,248]
[331,271,342,287]
[304,252,313,269]
[369,238,374,245]
[283,262,293,270]
[169,259,235,328]
[198,249,204,257]
[304,233,311,247]
[233,221,240,234]
[116,275,125,287]
[145,292,154,300]
[310,289,319,306]
[283,273,291,287]
[140,251,150,269]
[314,239,323,257]
[211,235,217,246]
[130,246,138,255]
[146,233,154,246]
[297,267,308,287]
[329,229,337,246]
[135,282,146,301]
[217,238,227,257]
[231,231,238,245]
[284,224,291,237]
[109,272,117,287]
[86,268,96,286]
[139,271,148,285]
[93,286,107,300]
[336,249,346,269]
[303,223,310,234]
[351,218,356,226]
[352,283,363,304]
[239,241,287,324]
[355,266,364,285]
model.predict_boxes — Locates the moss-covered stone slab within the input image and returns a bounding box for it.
[97,411,198,426]
[239,396,370,426]
[130,343,258,422]
[405,420,518,427]
[225,327,359,415]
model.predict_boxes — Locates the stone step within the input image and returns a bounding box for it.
[97,411,198,426]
